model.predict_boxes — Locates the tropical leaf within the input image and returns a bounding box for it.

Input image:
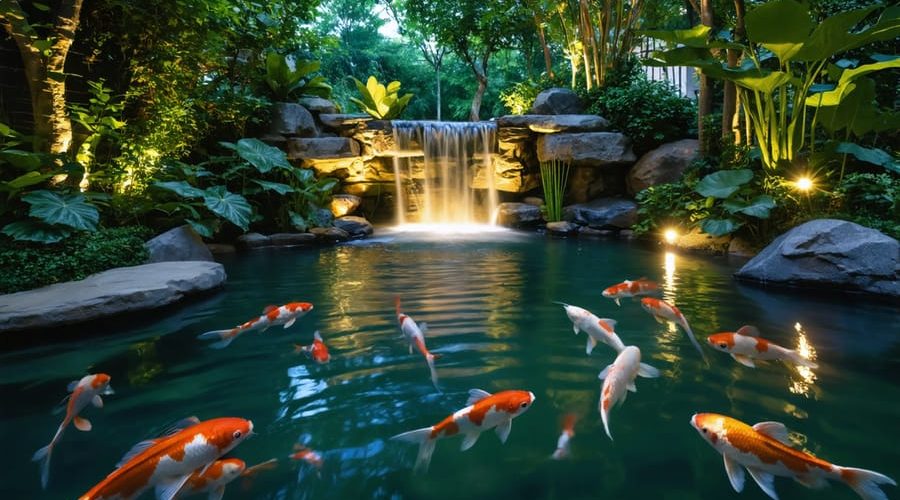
[22,190,99,231]
[1,171,53,191]
[745,0,814,63]
[202,186,252,231]
[0,149,43,170]
[250,179,295,194]
[836,143,899,174]
[294,168,316,185]
[235,138,292,173]
[350,76,413,119]
[639,25,712,48]
[187,219,216,238]
[793,6,879,61]
[701,218,741,236]
[695,170,754,198]
[153,181,206,199]
[1,220,73,244]
[288,211,308,232]
[724,195,776,218]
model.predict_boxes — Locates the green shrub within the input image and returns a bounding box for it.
[499,74,572,115]
[0,226,151,294]
[828,172,900,239]
[585,76,695,155]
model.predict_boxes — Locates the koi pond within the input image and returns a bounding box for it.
[1,230,898,499]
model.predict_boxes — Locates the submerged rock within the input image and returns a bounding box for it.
[311,226,350,242]
[145,225,214,263]
[333,216,374,238]
[564,198,638,229]
[268,233,317,246]
[496,202,543,228]
[0,262,226,332]
[735,219,899,297]
[546,221,579,235]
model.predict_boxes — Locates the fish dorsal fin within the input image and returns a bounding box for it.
[736,325,760,337]
[314,331,323,342]
[262,305,279,314]
[155,472,195,500]
[159,416,201,438]
[599,318,617,330]
[116,439,158,468]
[67,379,81,392]
[467,389,492,406]
[753,422,790,444]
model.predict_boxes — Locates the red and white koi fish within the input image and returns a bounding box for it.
[79,417,253,500]
[33,373,114,489]
[290,444,324,476]
[395,296,441,390]
[602,278,659,306]
[294,331,330,363]
[640,297,706,361]
[391,389,535,472]
[598,346,659,440]
[691,413,896,500]
[707,325,818,369]
[554,302,626,355]
[198,302,313,349]
[239,458,279,492]
[551,413,577,460]
[173,458,245,500]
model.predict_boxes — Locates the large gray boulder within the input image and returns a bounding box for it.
[298,97,338,114]
[564,198,638,229]
[530,88,584,115]
[496,202,543,228]
[0,262,226,332]
[270,103,317,137]
[496,114,609,133]
[333,216,374,237]
[537,132,636,167]
[735,219,899,297]
[627,139,701,195]
[287,137,360,160]
[330,194,362,217]
[145,225,214,263]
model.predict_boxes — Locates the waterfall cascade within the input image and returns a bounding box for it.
[390,121,498,226]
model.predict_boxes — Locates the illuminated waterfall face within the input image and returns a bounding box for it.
[391,121,499,228]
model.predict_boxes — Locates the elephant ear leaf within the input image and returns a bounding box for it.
[202,186,252,231]
[1,220,73,244]
[695,169,754,198]
[21,190,99,231]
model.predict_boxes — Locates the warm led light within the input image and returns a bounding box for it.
[795,177,813,192]
[663,228,678,245]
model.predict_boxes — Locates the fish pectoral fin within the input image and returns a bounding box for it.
[155,472,194,500]
[794,473,828,489]
[208,485,226,500]
[573,324,580,335]
[598,365,612,380]
[723,455,746,492]
[653,315,666,325]
[460,431,481,451]
[614,298,621,306]
[408,344,413,355]
[752,421,790,444]
[92,395,103,408]
[283,318,296,329]
[638,363,661,378]
[626,382,637,393]
[67,380,80,392]
[73,416,92,432]
[419,322,428,334]
[731,354,756,368]
[747,467,779,500]
[466,389,492,406]
[586,335,598,355]
[495,419,513,444]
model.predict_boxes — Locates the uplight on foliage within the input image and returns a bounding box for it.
[265,53,332,101]
[350,76,414,120]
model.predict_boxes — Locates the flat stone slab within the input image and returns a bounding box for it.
[0,262,226,332]
[537,132,636,167]
[319,113,372,129]
[497,114,609,133]
[287,137,360,160]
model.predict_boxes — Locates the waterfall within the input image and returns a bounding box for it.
[390,121,498,226]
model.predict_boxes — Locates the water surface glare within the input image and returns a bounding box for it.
[1,234,898,499]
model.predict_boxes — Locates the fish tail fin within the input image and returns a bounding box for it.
[391,427,437,473]
[426,355,441,393]
[839,466,896,500]
[198,329,236,349]
[394,295,402,315]
[601,406,613,441]
[788,349,819,369]
[32,443,52,489]
[682,324,709,364]
[294,344,309,355]
[551,301,570,308]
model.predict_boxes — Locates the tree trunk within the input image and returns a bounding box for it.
[723,0,746,144]
[1,0,83,154]
[469,73,487,122]
[698,0,714,154]
[435,61,442,121]
[535,13,554,78]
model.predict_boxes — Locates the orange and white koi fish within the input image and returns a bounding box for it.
[294,331,330,363]
[198,302,313,349]
[707,325,818,369]
[173,457,245,500]
[551,413,577,460]
[602,278,659,306]
[554,302,626,354]
[640,297,706,360]
[290,444,324,476]
[395,296,441,390]
[239,458,279,492]
[33,373,114,489]
[392,389,535,472]
[691,413,896,500]
[79,417,253,500]
[598,346,659,440]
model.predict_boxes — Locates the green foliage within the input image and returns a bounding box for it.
[350,76,414,119]
[499,74,570,115]
[539,160,571,222]
[0,226,151,294]
[586,76,695,154]
[69,79,126,189]
[265,53,333,101]
[828,172,900,239]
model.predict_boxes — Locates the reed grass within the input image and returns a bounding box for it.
[540,159,571,222]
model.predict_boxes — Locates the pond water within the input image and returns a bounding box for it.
[1,230,898,500]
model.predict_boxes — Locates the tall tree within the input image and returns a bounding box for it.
[722,0,745,143]
[697,0,714,153]
[1,0,84,153]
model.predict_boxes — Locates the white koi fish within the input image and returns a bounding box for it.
[598,346,659,440]
[173,458,245,500]
[691,413,896,500]
[33,373,114,489]
[392,389,535,472]
[395,296,441,390]
[551,413,577,460]
[707,325,818,369]
[555,302,626,354]
[198,302,313,349]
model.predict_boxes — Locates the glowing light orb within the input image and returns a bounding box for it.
[795,177,813,192]
[663,228,678,245]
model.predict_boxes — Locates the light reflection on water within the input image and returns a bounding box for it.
[0,235,898,500]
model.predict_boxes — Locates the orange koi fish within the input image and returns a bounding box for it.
[640,297,706,361]
[554,302,626,354]
[598,346,659,440]
[33,373,114,489]
[395,296,441,390]
[707,325,818,369]
[294,331,330,363]
[290,444,324,477]
[602,278,659,306]
[198,302,313,349]
[79,417,253,500]
[551,413,578,460]
[691,413,896,500]
[239,458,279,492]
[392,389,535,472]
[173,458,245,500]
